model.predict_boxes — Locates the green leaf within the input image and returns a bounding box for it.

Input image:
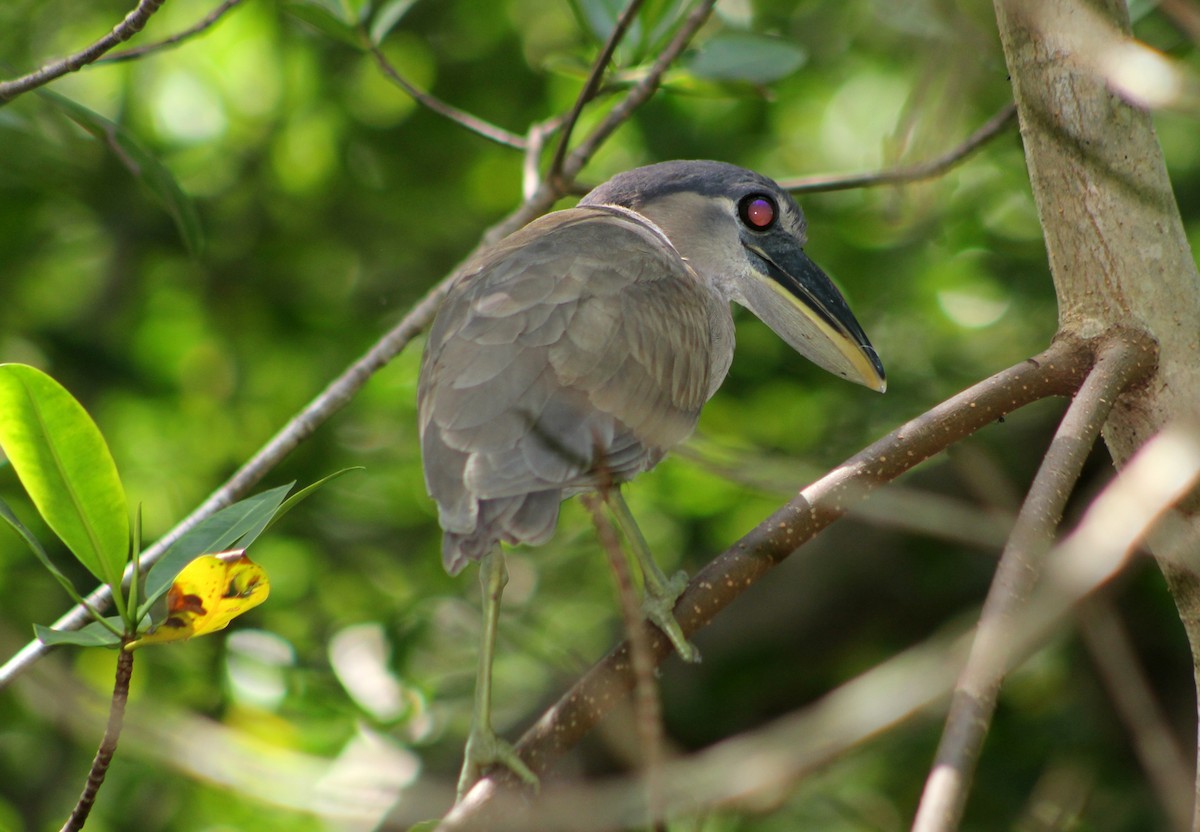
[0,365,130,595]
[685,33,808,84]
[36,619,125,648]
[0,494,87,606]
[263,466,363,537]
[369,0,418,45]
[283,0,361,46]
[37,91,204,255]
[140,483,294,617]
[573,0,636,43]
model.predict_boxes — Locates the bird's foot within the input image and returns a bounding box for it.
[457,724,539,801]
[642,569,701,663]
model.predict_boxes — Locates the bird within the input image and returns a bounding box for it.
[417,159,885,798]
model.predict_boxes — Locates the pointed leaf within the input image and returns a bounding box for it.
[572,0,643,45]
[283,0,360,46]
[0,365,130,591]
[370,0,418,45]
[262,466,362,538]
[141,483,293,616]
[685,33,807,84]
[0,494,87,605]
[38,91,204,255]
[36,619,125,648]
[128,551,270,650]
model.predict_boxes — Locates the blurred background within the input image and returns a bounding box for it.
[1,0,1199,829]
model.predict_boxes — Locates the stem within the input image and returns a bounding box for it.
[546,0,647,184]
[100,0,245,63]
[0,0,167,104]
[60,643,134,832]
[781,103,1017,194]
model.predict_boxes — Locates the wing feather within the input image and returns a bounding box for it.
[419,205,725,569]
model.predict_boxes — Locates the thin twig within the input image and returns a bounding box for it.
[546,0,647,185]
[483,0,718,243]
[60,644,134,832]
[1079,598,1193,832]
[911,333,1155,832]
[0,0,167,104]
[1159,0,1200,44]
[559,0,717,183]
[522,117,564,201]
[100,0,245,63]
[437,335,1102,828]
[780,103,1018,194]
[365,40,526,150]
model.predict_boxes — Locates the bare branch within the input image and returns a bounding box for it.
[437,334,1100,828]
[781,103,1018,194]
[546,0,647,185]
[522,117,563,201]
[911,333,1157,832]
[60,646,134,832]
[100,0,245,63]
[1079,599,1193,832]
[1160,0,1200,43]
[559,0,718,183]
[0,0,167,104]
[365,41,526,150]
[434,377,1199,832]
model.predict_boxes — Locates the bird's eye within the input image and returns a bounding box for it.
[739,194,777,231]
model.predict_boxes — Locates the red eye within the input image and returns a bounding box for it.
[739,195,777,230]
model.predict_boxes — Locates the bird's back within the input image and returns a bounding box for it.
[419,205,730,574]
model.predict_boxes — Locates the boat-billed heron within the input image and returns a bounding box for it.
[418,159,885,796]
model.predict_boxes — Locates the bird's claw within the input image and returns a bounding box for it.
[642,569,701,663]
[457,725,539,801]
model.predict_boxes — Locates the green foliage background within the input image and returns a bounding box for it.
[1,1,1198,829]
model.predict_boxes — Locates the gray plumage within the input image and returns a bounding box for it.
[419,160,884,574]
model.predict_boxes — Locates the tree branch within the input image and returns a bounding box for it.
[559,0,717,184]
[482,0,718,243]
[364,40,527,150]
[438,334,1099,828]
[1079,598,1194,832]
[99,0,245,63]
[546,0,647,185]
[994,0,1200,816]
[911,332,1156,832]
[428,462,1179,832]
[0,0,167,104]
[780,102,1018,194]
[60,645,134,832]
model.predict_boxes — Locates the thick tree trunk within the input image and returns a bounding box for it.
[993,0,1200,822]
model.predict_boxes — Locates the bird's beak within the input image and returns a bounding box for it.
[739,241,886,392]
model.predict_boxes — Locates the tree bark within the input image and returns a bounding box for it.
[993,0,1200,822]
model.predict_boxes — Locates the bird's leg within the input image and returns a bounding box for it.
[457,549,538,800]
[606,489,700,663]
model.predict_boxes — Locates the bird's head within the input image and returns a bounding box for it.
[582,160,886,393]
